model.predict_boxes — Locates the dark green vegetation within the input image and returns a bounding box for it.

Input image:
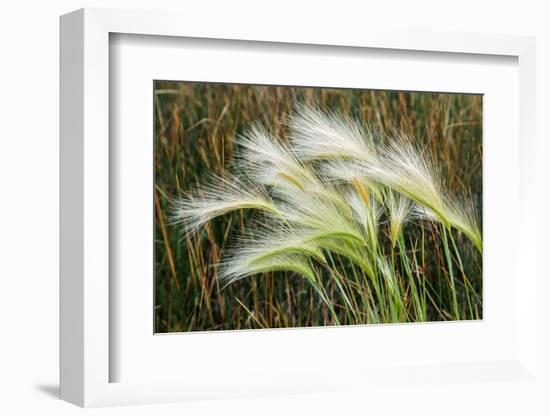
[154,81,482,332]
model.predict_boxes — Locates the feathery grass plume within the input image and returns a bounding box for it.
[228,221,327,265]
[386,191,413,248]
[290,105,379,163]
[442,197,482,253]
[235,124,318,192]
[218,221,327,285]
[276,189,365,246]
[236,124,356,214]
[170,172,280,240]
[288,106,458,235]
[219,252,317,286]
[370,137,448,224]
[345,189,382,251]
[219,245,341,323]
[320,134,482,253]
[414,196,481,253]
[322,160,385,203]
[374,138,482,253]
[345,189,372,232]
[377,256,399,294]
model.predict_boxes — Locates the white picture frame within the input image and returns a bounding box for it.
[60,7,538,408]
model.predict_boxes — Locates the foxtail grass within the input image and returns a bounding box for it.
[171,105,482,327]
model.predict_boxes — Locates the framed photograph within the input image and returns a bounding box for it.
[60,8,539,408]
[152,81,483,334]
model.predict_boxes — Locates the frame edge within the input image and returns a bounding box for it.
[59,8,85,407]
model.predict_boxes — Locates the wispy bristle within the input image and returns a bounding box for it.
[386,191,413,247]
[235,124,319,192]
[290,105,378,163]
[219,252,316,286]
[170,173,280,240]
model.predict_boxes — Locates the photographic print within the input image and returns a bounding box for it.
[154,81,482,333]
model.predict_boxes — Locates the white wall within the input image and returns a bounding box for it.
[1,1,548,414]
